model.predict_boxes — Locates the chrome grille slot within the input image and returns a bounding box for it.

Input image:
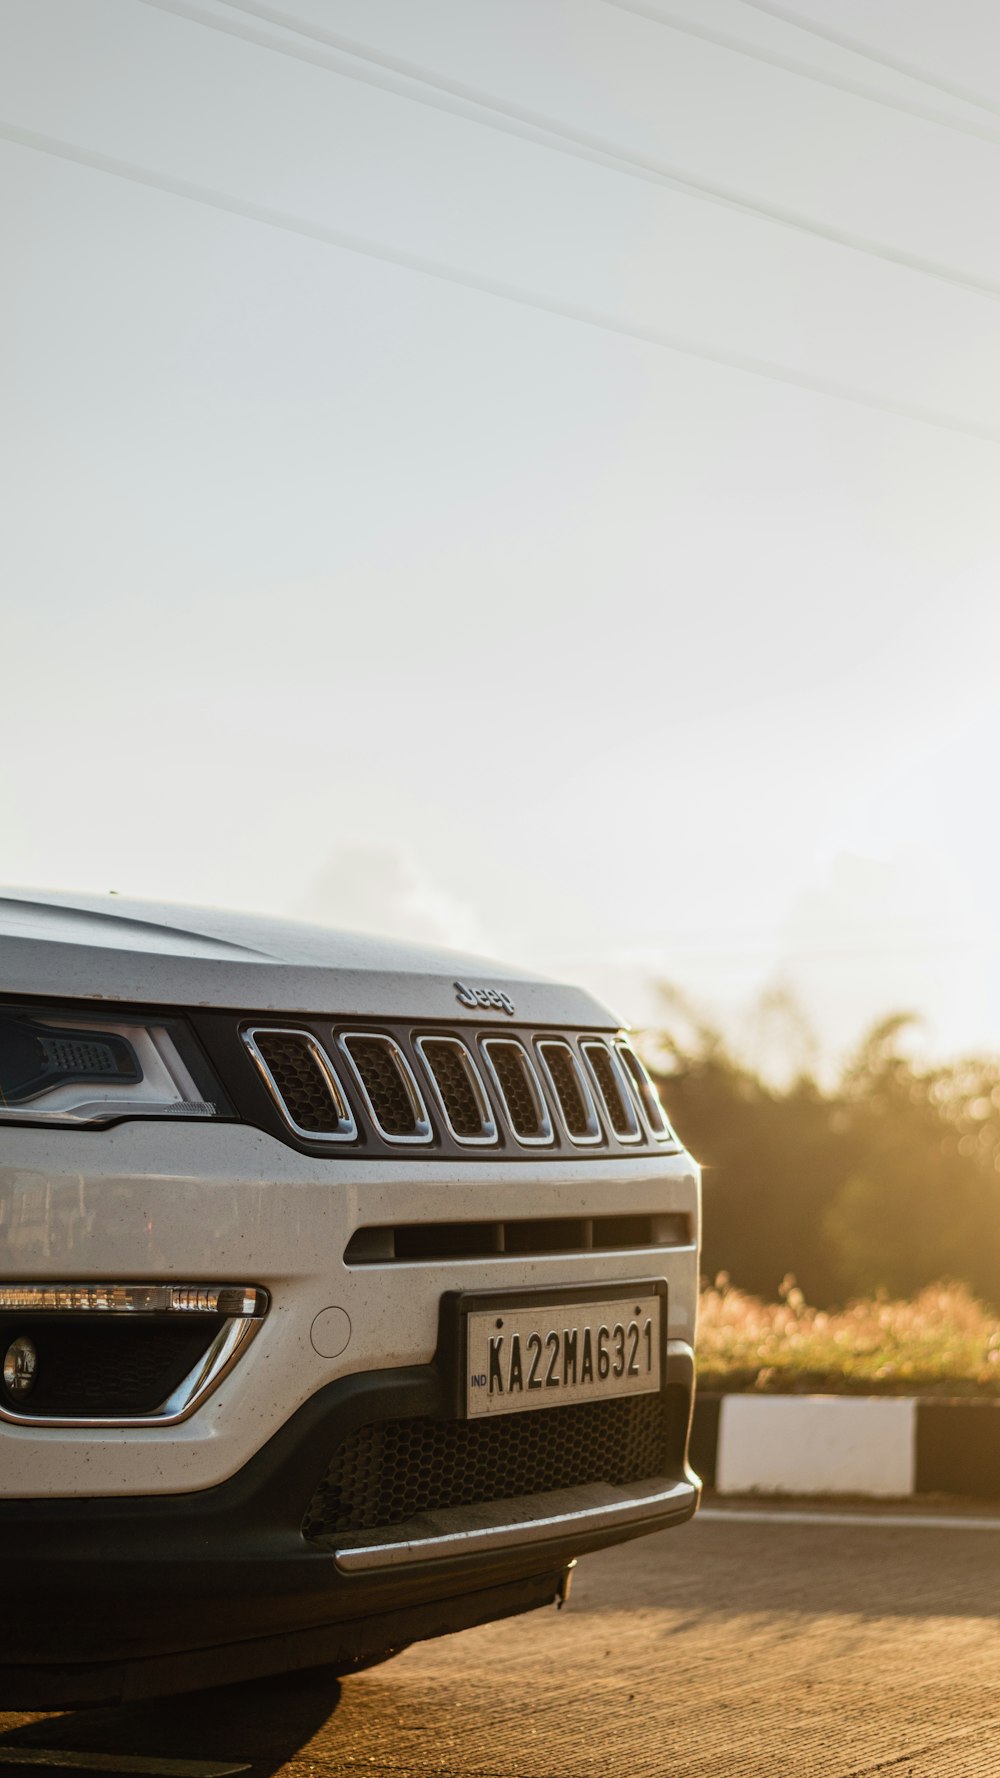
[582,1040,642,1143]
[242,1027,356,1141]
[617,1042,673,1139]
[339,1033,432,1144]
[416,1036,496,1145]
[537,1039,601,1144]
[480,1039,552,1145]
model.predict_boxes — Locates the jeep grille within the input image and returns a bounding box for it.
[235,1024,675,1158]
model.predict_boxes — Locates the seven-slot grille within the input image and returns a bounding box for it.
[241,1023,674,1155]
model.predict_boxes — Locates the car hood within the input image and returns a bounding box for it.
[0,891,619,1027]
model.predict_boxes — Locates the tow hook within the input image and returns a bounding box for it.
[556,1561,576,1609]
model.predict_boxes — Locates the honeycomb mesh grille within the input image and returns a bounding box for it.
[486,1042,543,1138]
[585,1044,636,1139]
[239,1023,669,1155]
[303,1393,670,1541]
[0,1316,223,1418]
[542,1044,591,1137]
[254,1032,346,1135]
[422,1040,486,1138]
[346,1037,420,1136]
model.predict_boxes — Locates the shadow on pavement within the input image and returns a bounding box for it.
[0,1663,349,1776]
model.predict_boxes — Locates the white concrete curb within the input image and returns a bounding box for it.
[714,1395,916,1497]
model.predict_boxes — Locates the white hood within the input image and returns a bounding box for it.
[0,891,619,1027]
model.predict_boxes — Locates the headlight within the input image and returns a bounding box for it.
[0,1005,230,1126]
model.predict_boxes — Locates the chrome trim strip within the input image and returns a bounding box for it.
[479,1038,554,1147]
[156,1314,262,1420]
[0,1306,267,1429]
[535,1039,602,1146]
[580,1039,643,1145]
[335,1475,698,1572]
[242,1026,357,1143]
[414,1034,498,1147]
[338,1032,434,1146]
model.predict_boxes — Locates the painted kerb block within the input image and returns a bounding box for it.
[715,1395,916,1497]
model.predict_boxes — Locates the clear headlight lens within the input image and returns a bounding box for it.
[0,1006,228,1126]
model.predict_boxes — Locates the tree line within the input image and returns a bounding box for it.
[645,992,1000,1308]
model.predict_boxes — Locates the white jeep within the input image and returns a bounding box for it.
[0,890,700,1706]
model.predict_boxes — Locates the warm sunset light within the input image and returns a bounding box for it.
[4,3,1000,1064]
[4,5,1000,1771]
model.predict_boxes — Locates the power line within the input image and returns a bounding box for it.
[141,0,1000,307]
[602,0,1000,150]
[739,0,1000,121]
[4,117,999,447]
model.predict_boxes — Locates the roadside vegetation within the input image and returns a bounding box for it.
[642,987,1000,1394]
[697,1277,1000,1396]
[644,989,1000,1309]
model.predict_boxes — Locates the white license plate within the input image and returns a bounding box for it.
[465,1292,661,1419]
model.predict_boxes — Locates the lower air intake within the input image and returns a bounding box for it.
[0,1315,224,1418]
[303,1392,670,1541]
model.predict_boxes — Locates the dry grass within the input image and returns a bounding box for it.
[697,1276,1000,1395]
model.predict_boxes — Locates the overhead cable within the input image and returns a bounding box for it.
[739,0,1000,121]
[603,0,1000,150]
[139,0,1000,307]
[3,119,999,448]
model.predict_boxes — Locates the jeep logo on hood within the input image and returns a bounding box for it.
[454,980,515,1016]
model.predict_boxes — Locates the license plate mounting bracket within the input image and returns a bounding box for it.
[436,1278,668,1421]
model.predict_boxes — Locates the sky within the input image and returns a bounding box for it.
[3,0,1000,1068]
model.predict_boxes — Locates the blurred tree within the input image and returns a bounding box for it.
[825,1018,1000,1301]
[644,992,1000,1308]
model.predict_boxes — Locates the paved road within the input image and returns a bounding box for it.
[5,1505,1000,1777]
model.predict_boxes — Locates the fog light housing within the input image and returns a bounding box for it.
[3,1335,37,1398]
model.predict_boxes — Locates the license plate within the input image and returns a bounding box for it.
[465,1291,662,1419]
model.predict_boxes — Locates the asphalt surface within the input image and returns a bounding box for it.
[5,1504,1000,1777]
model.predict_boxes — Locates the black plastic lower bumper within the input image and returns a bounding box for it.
[0,1347,698,1706]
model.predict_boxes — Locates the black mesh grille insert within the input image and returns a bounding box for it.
[421,1040,486,1138]
[541,1044,591,1137]
[253,1031,347,1135]
[346,1037,421,1137]
[585,1043,638,1139]
[485,1041,544,1138]
[303,1392,670,1541]
[0,1315,224,1418]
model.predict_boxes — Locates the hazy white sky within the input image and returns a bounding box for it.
[3,0,1000,1062]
